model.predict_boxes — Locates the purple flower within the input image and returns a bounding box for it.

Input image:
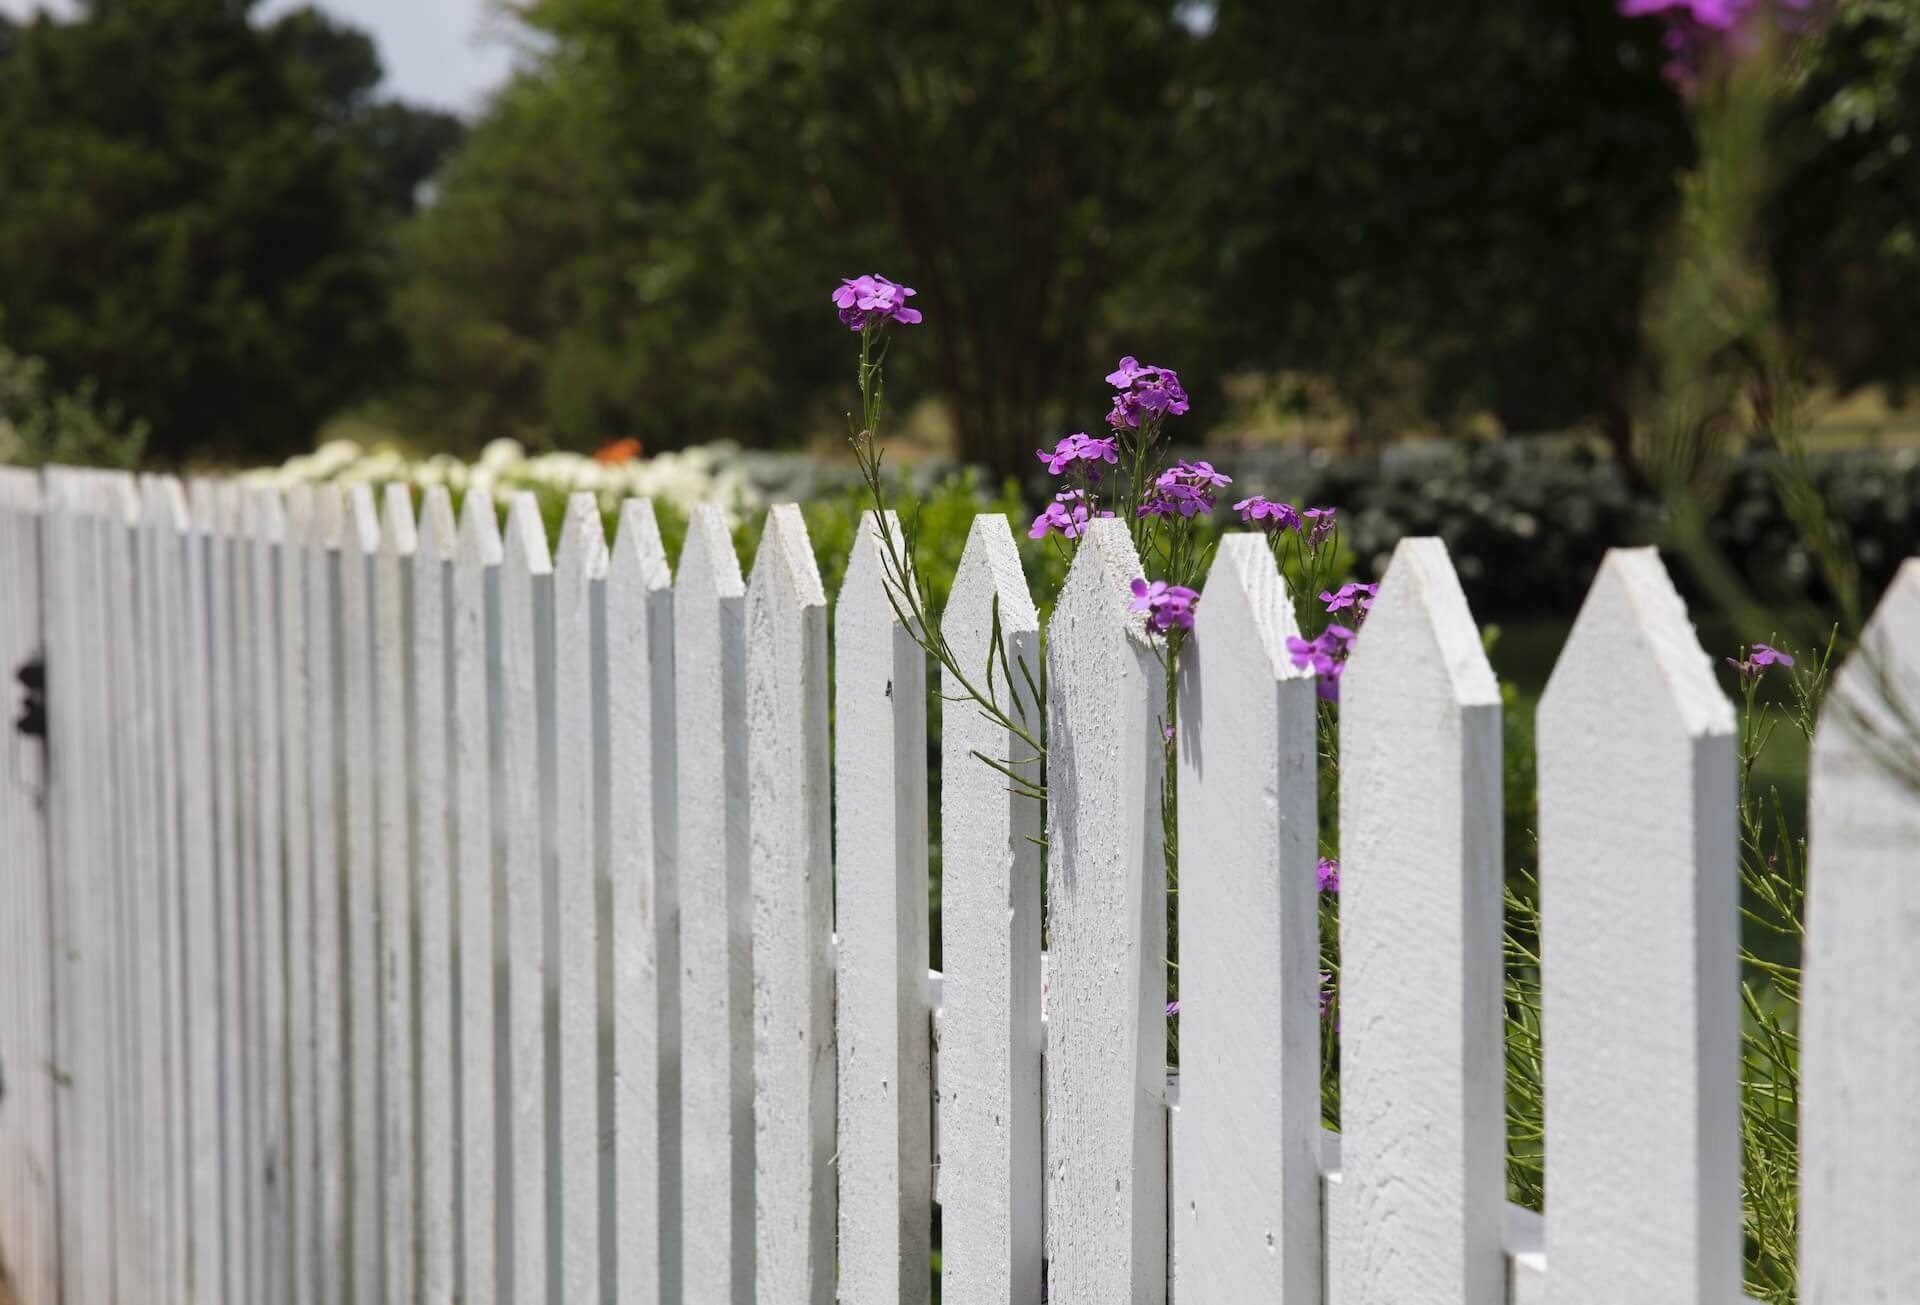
[831,274,923,331]
[1104,356,1190,431]
[1726,642,1796,678]
[1320,972,1337,1027]
[1036,431,1120,478]
[1320,582,1379,621]
[1618,0,1813,84]
[1028,489,1113,542]
[1232,496,1302,532]
[1302,506,1337,550]
[1286,623,1356,701]
[1317,857,1340,894]
[1129,577,1199,634]
[1166,1000,1180,1017]
[1140,460,1232,518]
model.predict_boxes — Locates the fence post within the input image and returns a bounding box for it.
[1172,533,1320,1304]
[745,503,836,1305]
[1802,558,1920,1302]
[413,485,458,1305]
[453,489,505,1305]
[836,509,933,1305]
[1538,547,1739,1304]
[607,498,678,1305]
[1044,517,1166,1305]
[937,514,1043,1305]
[674,502,754,1305]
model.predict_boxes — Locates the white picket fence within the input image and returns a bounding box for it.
[0,463,1916,1305]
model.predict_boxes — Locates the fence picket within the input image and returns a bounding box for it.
[0,470,54,1305]
[554,494,607,1302]
[307,483,350,1305]
[936,514,1043,1305]
[1336,536,1504,1304]
[500,492,555,1305]
[377,485,420,1305]
[674,502,753,1305]
[453,490,505,1305]
[1044,517,1166,1305]
[744,504,835,1305]
[226,485,263,1305]
[281,483,321,1305]
[1170,534,1320,1303]
[1538,547,1739,1304]
[607,498,678,1305]
[413,486,458,1305]
[249,486,293,1305]
[1802,558,1920,1302]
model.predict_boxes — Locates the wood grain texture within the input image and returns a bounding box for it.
[378,485,420,1305]
[1538,547,1739,1305]
[1172,534,1321,1304]
[1802,558,1920,1304]
[936,515,1043,1305]
[674,503,754,1305]
[836,510,933,1305]
[413,487,458,1305]
[1043,518,1166,1305]
[453,490,504,1305]
[607,498,678,1305]
[555,493,608,1303]
[500,492,554,1305]
[745,504,836,1305]
[1337,536,1504,1305]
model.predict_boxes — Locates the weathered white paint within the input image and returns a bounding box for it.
[836,509,933,1305]
[342,484,386,1305]
[607,498,678,1305]
[1337,536,1504,1305]
[1044,517,1166,1305]
[745,504,836,1305]
[226,485,263,1305]
[378,485,420,1305]
[674,503,754,1305]
[0,471,54,1305]
[1172,534,1321,1304]
[500,491,554,1305]
[453,490,504,1305]
[281,482,320,1305]
[413,486,458,1305]
[1802,558,1920,1304]
[936,515,1043,1305]
[308,483,349,1305]
[250,486,294,1305]
[1538,547,1739,1305]
[554,493,607,1302]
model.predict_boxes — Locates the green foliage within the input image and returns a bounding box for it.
[0,344,148,468]
[0,0,460,465]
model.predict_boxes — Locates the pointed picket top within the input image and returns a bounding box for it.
[101,470,139,528]
[746,503,835,1305]
[144,473,191,533]
[1538,546,1739,1305]
[379,482,418,558]
[187,476,218,534]
[1336,537,1504,1305]
[946,511,1039,639]
[1045,515,1167,1305]
[458,486,504,567]
[215,478,245,541]
[1802,558,1920,1303]
[503,491,552,574]
[838,508,910,620]
[556,491,608,584]
[282,482,311,549]
[680,500,744,599]
[311,480,344,551]
[347,482,380,559]
[612,497,672,592]
[1172,533,1320,1305]
[0,463,39,510]
[417,486,455,562]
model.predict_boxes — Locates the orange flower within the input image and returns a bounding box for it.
[596,437,643,465]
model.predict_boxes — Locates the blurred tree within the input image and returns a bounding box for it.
[0,0,459,463]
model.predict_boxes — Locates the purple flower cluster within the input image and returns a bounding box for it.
[1320,582,1378,622]
[1105,356,1190,431]
[1036,431,1120,478]
[831,274,922,331]
[1232,496,1302,531]
[1028,489,1112,542]
[1317,857,1340,894]
[1130,578,1199,634]
[1286,624,1356,702]
[1618,0,1812,85]
[1727,642,1795,678]
[1139,459,1232,519]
